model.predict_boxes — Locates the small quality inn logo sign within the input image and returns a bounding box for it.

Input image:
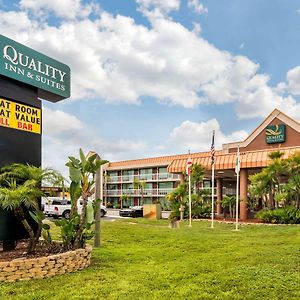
[266,124,286,144]
[0,34,70,101]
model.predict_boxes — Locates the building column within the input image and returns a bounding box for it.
[216,178,223,215]
[240,168,248,221]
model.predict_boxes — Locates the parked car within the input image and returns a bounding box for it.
[44,198,107,219]
[119,206,143,218]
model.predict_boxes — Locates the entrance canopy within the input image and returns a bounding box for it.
[167,146,300,173]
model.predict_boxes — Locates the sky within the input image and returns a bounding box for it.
[1,0,300,176]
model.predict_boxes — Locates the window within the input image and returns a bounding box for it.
[122,170,134,181]
[140,168,152,180]
[158,167,168,179]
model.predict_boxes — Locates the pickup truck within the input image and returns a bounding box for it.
[43,198,107,219]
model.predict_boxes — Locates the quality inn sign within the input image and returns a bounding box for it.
[0,34,70,102]
[266,124,286,144]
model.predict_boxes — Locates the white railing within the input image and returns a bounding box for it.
[106,188,174,197]
[106,173,181,183]
[106,187,236,197]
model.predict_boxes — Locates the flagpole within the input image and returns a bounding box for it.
[189,170,192,227]
[210,130,215,229]
[235,146,240,231]
[211,163,215,228]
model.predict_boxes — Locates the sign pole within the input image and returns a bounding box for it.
[211,163,215,228]
[189,170,192,227]
[235,146,240,231]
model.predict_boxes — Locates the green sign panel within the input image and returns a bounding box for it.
[0,35,70,102]
[266,124,286,144]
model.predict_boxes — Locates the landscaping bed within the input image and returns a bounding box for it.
[0,240,63,262]
[0,241,92,282]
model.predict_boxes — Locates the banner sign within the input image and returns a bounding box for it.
[266,124,285,144]
[0,35,70,101]
[0,98,41,134]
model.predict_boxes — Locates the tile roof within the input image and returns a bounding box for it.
[167,146,300,173]
[106,150,223,170]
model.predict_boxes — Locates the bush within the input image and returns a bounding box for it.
[192,202,211,219]
[256,206,300,224]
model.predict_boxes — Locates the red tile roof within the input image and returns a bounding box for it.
[167,146,300,173]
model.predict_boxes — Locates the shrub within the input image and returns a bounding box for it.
[256,206,300,224]
[192,202,211,219]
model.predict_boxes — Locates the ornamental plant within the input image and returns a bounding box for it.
[58,149,103,249]
[0,163,62,252]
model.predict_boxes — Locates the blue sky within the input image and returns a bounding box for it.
[1,0,300,176]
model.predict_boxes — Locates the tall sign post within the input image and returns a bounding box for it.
[235,146,241,231]
[0,34,70,249]
[186,156,193,227]
[210,131,215,229]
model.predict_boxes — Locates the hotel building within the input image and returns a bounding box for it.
[101,109,300,220]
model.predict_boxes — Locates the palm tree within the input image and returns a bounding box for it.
[283,152,300,208]
[0,164,62,251]
[166,182,187,220]
[0,163,61,188]
[0,180,42,253]
[221,195,236,218]
[249,151,287,209]
[133,178,146,205]
[190,164,205,194]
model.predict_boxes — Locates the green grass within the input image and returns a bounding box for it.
[1,219,300,300]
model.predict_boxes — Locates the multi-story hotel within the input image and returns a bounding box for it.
[101,109,300,220]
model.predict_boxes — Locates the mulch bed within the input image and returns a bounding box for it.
[0,240,63,262]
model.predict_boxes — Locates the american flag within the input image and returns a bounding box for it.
[186,157,193,176]
[210,130,215,165]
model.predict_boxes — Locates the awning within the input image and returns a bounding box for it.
[167,147,300,173]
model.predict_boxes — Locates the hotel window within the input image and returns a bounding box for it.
[107,171,118,182]
[122,183,134,195]
[122,170,134,181]
[158,167,168,179]
[144,183,153,195]
[107,184,118,190]
[203,180,211,188]
[140,168,152,180]
[158,182,173,195]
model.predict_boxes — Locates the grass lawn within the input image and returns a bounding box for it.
[1,219,300,300]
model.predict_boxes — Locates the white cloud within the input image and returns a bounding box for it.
[163,119,248,153]
[42,107,84,136]
[1,3,299,118]
[20,0,100,20]
[0,2,299,128]
[192,22,202,35]
[286,66,300,95]
[136,0,180,18]
[42,107,147,176]
[187,0,208,14]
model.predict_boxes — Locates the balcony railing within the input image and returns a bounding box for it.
[106,173,181,183]
[105,187,236,197]
[105,188,174,197]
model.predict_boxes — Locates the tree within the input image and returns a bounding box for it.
[133,178,146,205]
[0,164,61,252]
[0,180,42,253]
[190,164,205,194]
[120,194,129,208]
[249,151,287,209]
[65,149,103,249]
[166,182,187,220]
[284,152,300,208]
[249,151,300,211]
[221,195,236,218]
